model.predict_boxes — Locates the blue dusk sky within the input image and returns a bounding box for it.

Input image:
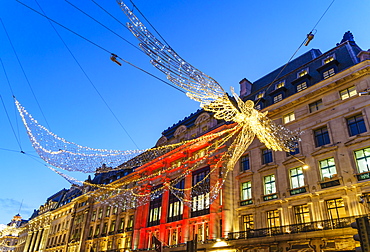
[0,0,369,224]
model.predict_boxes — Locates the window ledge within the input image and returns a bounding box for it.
[319,177,341,188]
[357,171,370,181]
[263,193,278,201]
[289,186,307,196]
[344,132,370,146]
[311,145,338,157]
[258,163,278,172]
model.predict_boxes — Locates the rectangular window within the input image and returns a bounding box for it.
[314,126,330,147]
[264,175,276,195]
[326,198,347,219]
[109,220,116,232]
[275,81,285,89]
[255,91,265,100]
[298,69,308,77]
[286,141,300,156]
[241,181,252,201]
[294,205,310,224]
[323,68,335,79]
[319,158,337,180]
[297,82,307,92]
[309,99,323,113]
[127,216,134,231]
[273,94,283,103]
[283,112,295,124]
[168,180,184,222]
[290,167,305,189]
[355,147,370,173]
[191,167,210,217]
[242,214,254,230]
[148,185,163,227]
[266,209,280,228]
[118,218,125,231]
[262,149,273,164]
[347,114,366,136]
[323,56,335,64]
[98,208,103,219]
[102,222,108,235]
[106,206,111,217]
[340,86,357,100]
[240,155,250,171]
[91,210,96,221]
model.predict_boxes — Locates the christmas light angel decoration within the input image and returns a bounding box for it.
[117,1,300,172]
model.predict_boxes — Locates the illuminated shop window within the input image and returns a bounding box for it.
[326,198,347,219]
[168,179,184,222]
[242,214,254,230]
[266,209,280,228]
[148,185,162,227]
[294,204,310,224]
[191,167,210,217]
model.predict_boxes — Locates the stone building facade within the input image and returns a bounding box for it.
[21,32,370,252]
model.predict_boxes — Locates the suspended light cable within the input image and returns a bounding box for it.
[128,0,171,48]
[65,0,143,53]
[34,0,140,150]
[16,0,185,94]
[0,18,52,130]
[255,0,336,107]
[0,58,23,151]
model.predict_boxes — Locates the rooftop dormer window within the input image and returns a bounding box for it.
[322,54,335,65]
[275,81,285,90]
[255,91,265,100]
[298,69,308,78]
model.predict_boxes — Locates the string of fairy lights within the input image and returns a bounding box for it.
[11,0,301,211]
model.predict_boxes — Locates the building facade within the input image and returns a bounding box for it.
[21,31,370,252]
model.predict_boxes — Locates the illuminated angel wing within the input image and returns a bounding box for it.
[253,113,300,152]
[117,1,243,122]
[15,99,180,173]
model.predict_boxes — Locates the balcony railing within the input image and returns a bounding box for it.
[228,216,356,240]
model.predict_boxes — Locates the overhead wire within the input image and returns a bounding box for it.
[65,0,143,53]
[0,18,52,130]
[34,0,140,150]
[128,0,171,48]
[16,0,185,96]
[0,57,23,151]
[254,0,336,107]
